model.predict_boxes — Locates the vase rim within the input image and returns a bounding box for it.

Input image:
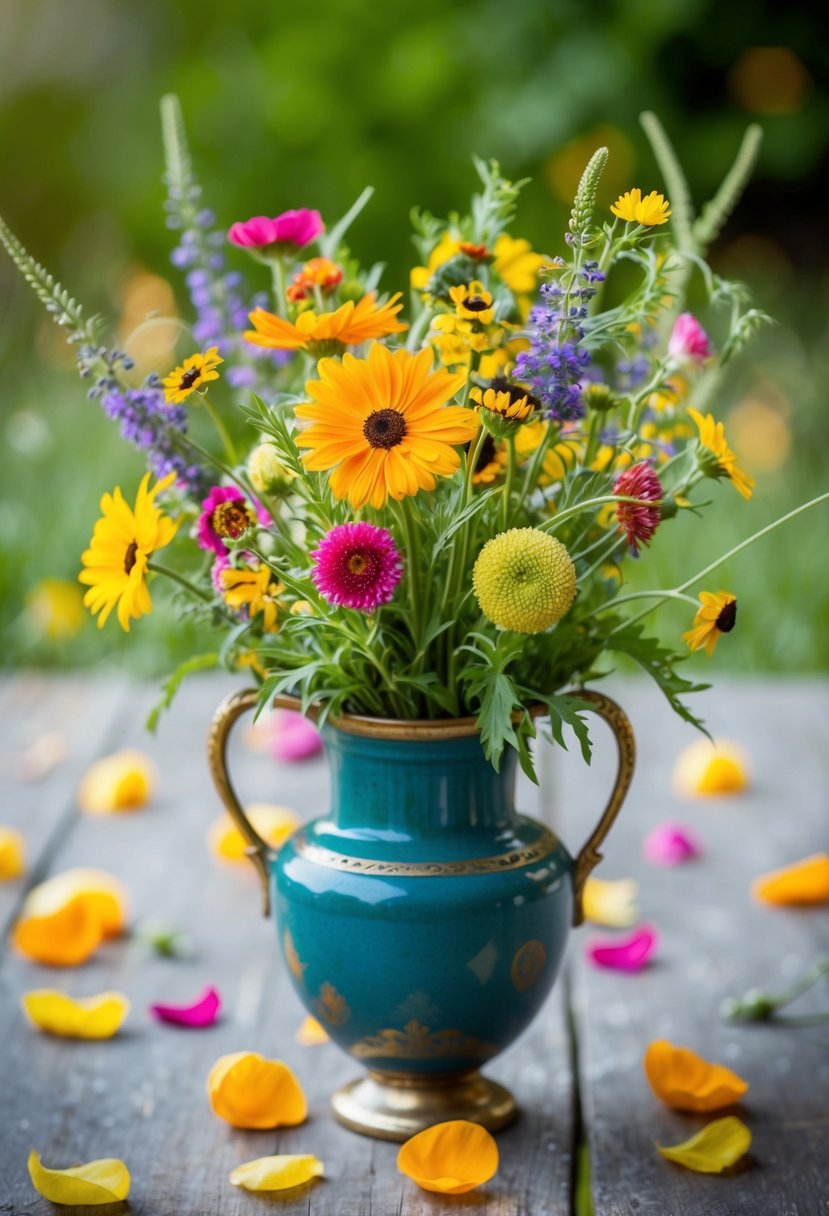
[323,703,548,741]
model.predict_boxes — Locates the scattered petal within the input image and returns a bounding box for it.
[643,822,701,867]
[583,877,639,927]
[295,1015,329,1045]
[23,868,128,938]
[206,1051,307,1129]
[151,985,221,1028]
[397,1120,499,1194]
[0,826,25,880]
[230,1154,324,1192]
[13,896,104,967]
[22,990,130,1039]
[673,738,749,798]
[644,1040,748,1111]
[28,1149,130,1205]
[657,1116,751,1173]
[587,925,657,972]
[271,710,323,762]
[752,853,829,906]
[15,732,68,782]
[209,803,299,862]
[78,749,157,814]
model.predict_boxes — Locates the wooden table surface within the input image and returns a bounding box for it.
[0,673,827,1215]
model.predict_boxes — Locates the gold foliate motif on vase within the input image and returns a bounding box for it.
[510,940,547,992]
[351,1020,495,1060]
[314,981,351,1027]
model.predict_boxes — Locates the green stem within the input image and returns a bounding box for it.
[538,493,663,534]
[501,436,516,530]
[271,257,286,317]
[148,562,213,604]
[202,395,239,465]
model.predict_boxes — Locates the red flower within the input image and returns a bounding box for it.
[614,462,662,555]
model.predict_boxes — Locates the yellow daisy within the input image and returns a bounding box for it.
[683,591,737,656]
[449,281,495,325]
[492,234,546,294]
[689,408,755,500]
[295,342,476,510]
[611,189,672,226]
[221,566,284,633]
[162,346,223,403]
[245,294,406,355]
[78,473,177,631]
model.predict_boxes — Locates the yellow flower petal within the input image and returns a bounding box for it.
[230,1154,324,1192]
[644,1041,748,1112]
[657,1116,751,1173]
[752,853,829,906]
[583,877,639,927]
[208,804,300,862]
[295,1015,329,1045]
[22,990,130,1039]
[673,738,749,797]
[24,868,128,938]
[28,1149,131,1205]
[206,1051,307,1129]
[397,1120,499,1194]
[0,826,25,880]
[78,750,157,813]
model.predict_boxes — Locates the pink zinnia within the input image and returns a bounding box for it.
[614,462,662,556]
[227,208,324,250]
[311,522,403,612]
[668,313,710,363]
[198,486,252,556]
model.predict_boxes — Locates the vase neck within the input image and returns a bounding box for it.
[321,726,518,835]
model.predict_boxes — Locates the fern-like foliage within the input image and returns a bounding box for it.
[569,146,609,238]
[694,124,764,251]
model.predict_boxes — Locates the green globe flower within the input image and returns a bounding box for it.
[247,443,296,496]
[473,528,577,633]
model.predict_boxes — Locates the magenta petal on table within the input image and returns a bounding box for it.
[150,985,221,1028]
[271,710,322,763]
[586,925,658,972]
[642,821,701,867]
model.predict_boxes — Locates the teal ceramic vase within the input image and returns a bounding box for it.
[209,688,634,1140]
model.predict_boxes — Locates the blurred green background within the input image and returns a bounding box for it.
[1,0,827,676]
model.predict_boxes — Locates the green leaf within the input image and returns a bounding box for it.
[639,111,695,252]
[693,124,763,250]
[318,187,375,260]
[145,653,220,733]
[538,693,594,765]
[609,623,710,734]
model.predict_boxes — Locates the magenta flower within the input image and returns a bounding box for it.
[668,313,711,363]
[586,925,658,972]
[614,462,662,556]
[311,522,403,612]
[150,985,221,1028]
[198,486,252,556]
[643,821,701,867]
[227,208,324,250]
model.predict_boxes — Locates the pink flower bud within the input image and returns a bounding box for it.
[668,313,710,362]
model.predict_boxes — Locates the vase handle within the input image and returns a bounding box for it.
[564,689,636,928]
[207,687,304,918]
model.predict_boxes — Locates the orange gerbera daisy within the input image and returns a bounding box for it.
[244,293,407,355]
[295,342,476,510]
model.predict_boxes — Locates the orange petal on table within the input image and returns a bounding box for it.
[295,1015,329,1046]
[23,868,128,938]
[657,1116,752,1173]
[28,1149,130,1205]
[230,1154,324,1192]
[752,853,829,906]
[397,1120,499,1194]
[644,1040,748,1112]
[206,1051,307,1129]
[22,989,130,1039]
[583,877,639,927]
[13,896,104,966]
[77,749,157,813]
[0,826,25,880]
[672,738,749,798]
[208,803,300,862]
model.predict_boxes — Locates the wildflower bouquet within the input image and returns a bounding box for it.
[3,99,823,778]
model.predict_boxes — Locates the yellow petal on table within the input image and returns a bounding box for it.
[752,852,829,906]
[23,868,128,938]
[582,877,639,927]
[13,896,104,967]
[208,803,300,862]
[657,1116,752,1173]
[644,1040,748,1112]
[206,1051,307,1129]
[295,1015,329,1046]
[22,990,130,1039]
[28,1149,131,1205]
[397,1120,499,1194]
[673,738,749,798]
[230,1154,324,1192]
[0,826,25,880]
[77,749,157,813]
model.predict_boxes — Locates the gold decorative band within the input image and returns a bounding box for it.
[291,826,559,877]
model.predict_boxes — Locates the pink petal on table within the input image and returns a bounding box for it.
[586,925,658,972]
[150,985,221,1028]
[271,711,322,763]
[642,822,701,867]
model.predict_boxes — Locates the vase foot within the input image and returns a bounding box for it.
[331,1068,518,1142]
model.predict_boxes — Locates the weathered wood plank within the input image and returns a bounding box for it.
[563,678,829,1216]
[0,674,574,1216]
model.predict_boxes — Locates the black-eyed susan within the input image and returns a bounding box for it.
[245,293,406,356]
[449,281,495,325]
[472,528,577,633]
[689,408,755,500]
[220,565,284,632]
[682,591,737,656]
[470,432,503,485]
[294,342,476,510]
[611,189,671,226]
[470,377,535,431]
[78,472,177,632]
[162,347,223,403]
